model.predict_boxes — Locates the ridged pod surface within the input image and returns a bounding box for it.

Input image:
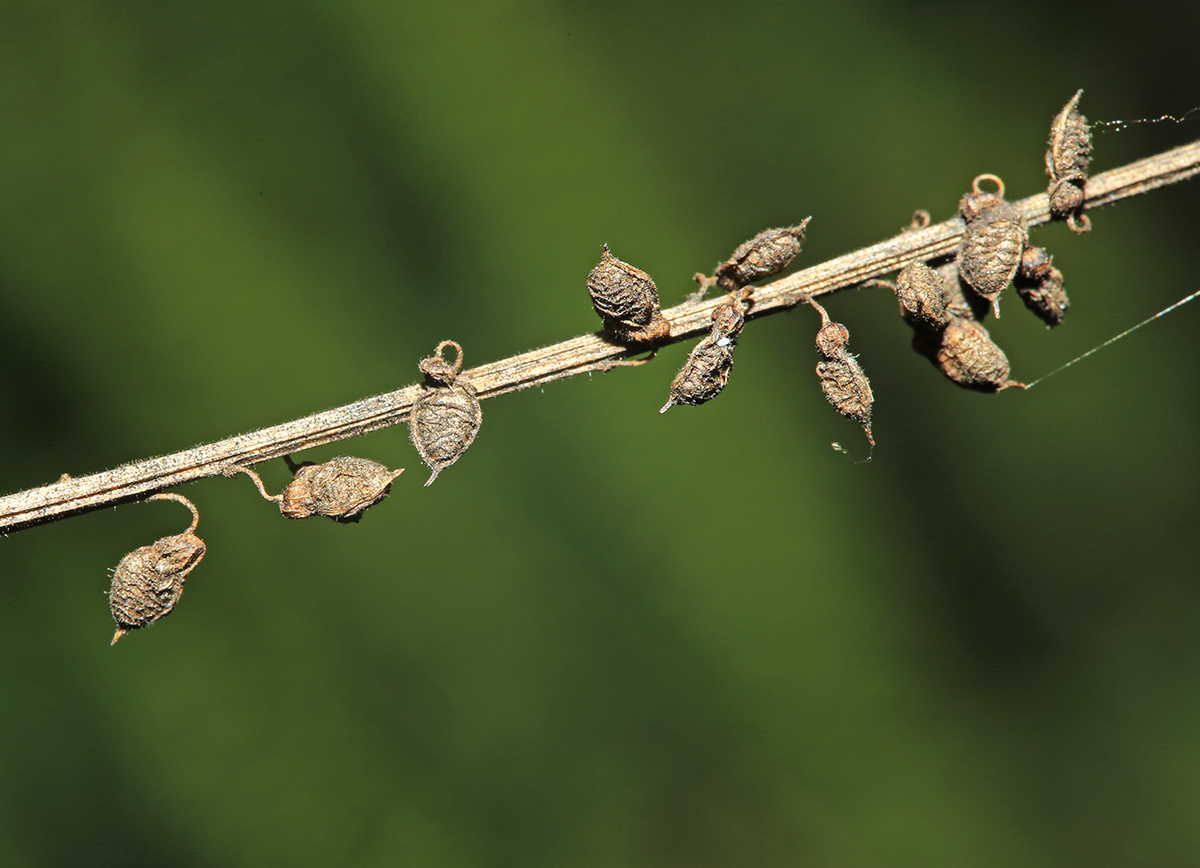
[410,341,482,485]
[587,245,670,343]
[109,494,205,645]
[279,457,403,522]
[660,292,747,412]
[895,262,950,327]
[1046,90,1093,232]
[714,220,810,290]
[808,298,873,447]
[958,175,1026,317]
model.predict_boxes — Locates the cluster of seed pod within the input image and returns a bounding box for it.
[226,456,404,523]
[1046,89,1092,232]
[410,340,483,485]
[587,245,671,343]
[109,493,206,644]
[662,222,811,411]
[806,297,874,448]
[892,260,1024,392]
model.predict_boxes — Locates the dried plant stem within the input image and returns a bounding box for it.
[2,141,1198,534]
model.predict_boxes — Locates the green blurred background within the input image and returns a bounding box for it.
[2,1,1199,865]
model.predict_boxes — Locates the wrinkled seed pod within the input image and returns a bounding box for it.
[808,298,874,447]
[916,317,1022,392]
[714,219,810,290]
[958,175,1026,318]
[410,340,482,485]
[659,294,747,412]
[1016,264,1069,328]
[895,262,950,327]
[109,493,206,645]
[1046,90,1093,232]
[587,245,671,343]
[280,457,403,522]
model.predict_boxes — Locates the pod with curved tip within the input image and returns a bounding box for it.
[409,341,482,485]
[958,175,1027,318]
[109,493,206,645]
[1046,89,1093,232]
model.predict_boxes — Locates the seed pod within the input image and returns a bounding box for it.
[894,262,950,328]
[807,298,873,447]
[660,292,747,412]
[714,219,810,291]
[1015,263,1069,328]
[1046,89,1093,233]
[958,174,1027,318]
[225,457,403,522]
[410,340,482,485]
[109,493,206,645]
[587,245,671,343]
[913,316,1024,392]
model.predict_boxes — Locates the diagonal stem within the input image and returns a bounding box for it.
[2,140,1198,534]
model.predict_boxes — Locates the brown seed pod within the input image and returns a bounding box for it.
[587,244,671,343]
[807,298,874,447]
[410,340,482,485]
[913,316,1025,392]
[714,219,810,291]
[226,458,404,522]
[894,262,950,328]
[109,493,206,645]
[1046,89,1093,233]
[1015,261,1069,328]
[659,292,748,412]
[958,175,1027,318]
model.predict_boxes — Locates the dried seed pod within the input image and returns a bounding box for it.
[894,262,950,328]
[913,316,1024,392]
[958,174,1027,318]
[281,457,402,520]
[587,244,671,343]
[714,219,810,291]
[109,493,206,645]
[807,298,873,447]
[659,292,748,412]
[1046,89,1093,233]
[410,340,482,485]
[1015,264,1069,328]
[225,457,403,522]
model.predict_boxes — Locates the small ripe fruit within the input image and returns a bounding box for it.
[1046,89,1093,233]
[894,262,950,328]
[807,298,873,447]
[587,245,671,343]
[109,493,206,645]
[912,316,1025,392]
[714,220,810,291]
[226,458,404,522]
[958,174,1027,318]
[1015,247,1069,327]
[410,340,482,485]
[660,291,748,412]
